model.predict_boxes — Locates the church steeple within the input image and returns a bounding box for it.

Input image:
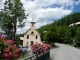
[30,16,35,27]
[31,21,35,27]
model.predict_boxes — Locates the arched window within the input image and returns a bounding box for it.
[36,35,38,39]
[27,35,29,39]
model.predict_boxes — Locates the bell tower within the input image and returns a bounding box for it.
[30,15,35,27]
[31,22,35,27]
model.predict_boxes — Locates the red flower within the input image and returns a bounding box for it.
[12,52,16,54]
[4,48,10,53]
[13,44,16,47]
[32,43,52,54]
[3,53,9,59]
[7,40,13,44]
[13,53,18,58]
[14,49,19,53]
[0,38,19,60]
[9,52,12,58]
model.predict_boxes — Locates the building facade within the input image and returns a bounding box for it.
[21,21,41,47]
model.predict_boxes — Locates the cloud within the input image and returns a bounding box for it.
[75,0,80,5]
[0,0,80,34]
[17,0,80,34]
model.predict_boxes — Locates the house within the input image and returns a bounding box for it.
[69,22,80,27]
[20,21,41,47]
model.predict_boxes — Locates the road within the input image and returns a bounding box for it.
[50,43,80,60]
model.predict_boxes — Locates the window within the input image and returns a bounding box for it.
[31,32,34,34]
[36,35,38,39]
[27,35,29,39]
[27,42,28,45]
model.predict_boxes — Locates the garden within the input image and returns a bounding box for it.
[0,33,19,60]
[0,33,52,60]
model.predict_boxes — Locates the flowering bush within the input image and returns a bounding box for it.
[32,43,52,54]
[0,34,19,60]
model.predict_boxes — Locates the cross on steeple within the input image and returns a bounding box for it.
[32,14,34,22]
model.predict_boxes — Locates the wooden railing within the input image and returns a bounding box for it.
[20,50,50,60]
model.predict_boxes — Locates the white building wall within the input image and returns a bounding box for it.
[22,22,41,47]
[23,35,41,47]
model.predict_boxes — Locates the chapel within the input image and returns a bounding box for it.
[20,20,41,47]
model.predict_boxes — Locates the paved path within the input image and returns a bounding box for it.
[50,43,80,60]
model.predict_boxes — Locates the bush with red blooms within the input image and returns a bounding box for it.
[0,34,19,60]
[32,43,52,55]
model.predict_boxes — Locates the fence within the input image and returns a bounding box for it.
[21,50,50,60]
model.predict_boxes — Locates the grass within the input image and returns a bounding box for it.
[76,47,80,49]
[68,44,74,46]
[68,44,80,49]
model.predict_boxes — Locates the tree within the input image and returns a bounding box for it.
[37,12,80,45]
[0,0,27,40]
[58,26,72,44]
[75,27,80,46]
[70,24,77,45]
[43,25,58,44]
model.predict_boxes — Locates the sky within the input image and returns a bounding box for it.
[0,0,80,34]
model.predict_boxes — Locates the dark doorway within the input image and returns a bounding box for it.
[31,41,34,46]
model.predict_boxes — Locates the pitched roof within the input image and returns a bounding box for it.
[24,28,40,35]
[24,28,31,35]
[69,22,80,27]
